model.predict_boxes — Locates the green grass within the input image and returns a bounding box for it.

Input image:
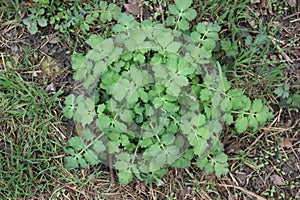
[0,68,115,199]
[0,70,68,198]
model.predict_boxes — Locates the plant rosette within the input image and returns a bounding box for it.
[63,25,272,184]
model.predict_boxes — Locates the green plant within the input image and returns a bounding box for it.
[52,1,121,36]
[274,83,300,109]
[0,0,26,22]
[166,0,197,31]
[274,84,290,99]
[63,16,273,184]
[22,0,121,38]
[23,7,47,34]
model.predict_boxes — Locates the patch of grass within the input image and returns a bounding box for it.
[0,0,26,24]
[0,69,71,198]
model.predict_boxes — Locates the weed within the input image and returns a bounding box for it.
[274,83,300,109]
[63,16,273,184]
[0,0,25,23]
[23,5,48,34]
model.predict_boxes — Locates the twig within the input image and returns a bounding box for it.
[282,12,300,20]
[109,154,115,185]
[271,39,294,63]
[291,18,300,23]
[158,0,166,26]
[216,183,267,200]
[194,181,267,200]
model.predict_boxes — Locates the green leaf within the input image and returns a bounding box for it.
[169,4,179,15]
[23,18,31,26]
[115,120,128,132]
[221,40,238,57]
[97,104,106,115]
[156,31,174,49]
[274,85,289,98]
[155,152,167,164]
[196,156,209,170]
[214,152,228,163]
[214,162,228,177]
[121,134,130,146]
[198,114,206,127]
[177,19,189,31]
[37,17,47,27]
[112,24,125,33]
[129,67,144,83]
[153,65,169,78]
[200,88,210,101]
[195,23,206,34]
[182,8,197,21]
[74,98,96,127]
[97,115,111,130]
[113,79,132,102]
[93,140,106,153]
[165,146,180,164]
[175,0,193,11]
[63,94,76,119]
[29,23,38,35]
[149,159,164,172]
[115,160,129,171]
[82,128,95,141]
[143,143,161,158]
[235,117,248,133]
[171,149,194,168]
[255,105,273,125]
[86,34,104,48]
[173,74,188,87]
[248,115,258,131]
[202,38,216,51]
[224,113,233,125]
[161,133,175,145]
[231,95,251,111]
[166,16,176,26]
[166,41,182,53]
[78,155,88,168]
[84,150,100,165]
[251,99,263,113]
[167,82,181,97]
[204,162,214,174]
[64,156,79,169]
[192,137,209,156]
[107,141,120,154]
[118,171,133,184]
[177,58,193,75]
[138,89,149,103]
[64,147,76,156]
[68,136,85,151]
[163,101,179,113]
[72,53,86,70]
[138,137,153,148]
[94,38,114,54]
[287,94,300,107]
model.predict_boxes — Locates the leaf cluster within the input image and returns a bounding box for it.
[166,0,197,31]
[63,17,273,184]
[23,0,121,36]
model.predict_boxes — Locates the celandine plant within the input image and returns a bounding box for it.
[62,0,273,185]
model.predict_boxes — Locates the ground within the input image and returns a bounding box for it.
[0,0,299,199]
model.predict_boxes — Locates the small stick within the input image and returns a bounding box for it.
[271,39,294,63]
[291,18,300,23]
